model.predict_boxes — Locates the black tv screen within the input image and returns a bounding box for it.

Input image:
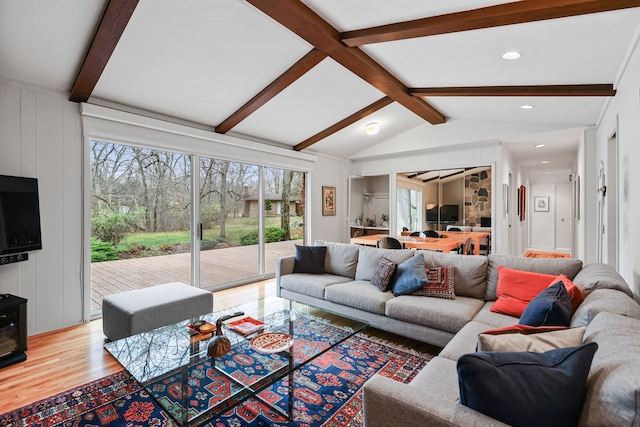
[0,175,43,255]
[426,204,459,223]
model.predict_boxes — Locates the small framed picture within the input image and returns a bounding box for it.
[322,186,336,216]
[534,196,549,212]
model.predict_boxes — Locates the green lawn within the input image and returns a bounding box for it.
[116,215,303,253]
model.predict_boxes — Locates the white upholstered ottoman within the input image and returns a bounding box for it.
[102,282,213,341]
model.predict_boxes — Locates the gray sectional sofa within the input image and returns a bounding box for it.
[275,241,640,426]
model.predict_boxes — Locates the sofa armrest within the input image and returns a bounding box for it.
[363,375,509,427]
[276,256,296,297]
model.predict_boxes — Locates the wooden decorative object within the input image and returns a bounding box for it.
[206,311,244,358]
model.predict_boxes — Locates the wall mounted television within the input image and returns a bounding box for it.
[426,204,459,223]
[0,175,43,255]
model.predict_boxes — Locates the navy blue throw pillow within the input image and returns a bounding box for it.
[458,342,598,427]
[293,245,326,274]
[519,281,573,327]
[392,255,426,296]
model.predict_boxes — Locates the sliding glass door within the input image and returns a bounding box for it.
[90,142,192,314]
[198,158,261,288]
[90,140,307,316]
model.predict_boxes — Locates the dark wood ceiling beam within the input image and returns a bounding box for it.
[410,84,616,97]
[216,49,326,134]
[69,0,139,103]
[341,0,640,46]
[247,0,446,125]
[294,97,393,151]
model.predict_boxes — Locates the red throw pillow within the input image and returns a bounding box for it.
[491,266,557,317]
[550,274,584,311]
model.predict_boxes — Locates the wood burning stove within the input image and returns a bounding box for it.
[0,294,27,368]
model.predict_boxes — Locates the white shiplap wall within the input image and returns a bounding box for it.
[0,80,83,335]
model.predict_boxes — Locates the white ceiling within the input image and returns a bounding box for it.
[1,0,639,177]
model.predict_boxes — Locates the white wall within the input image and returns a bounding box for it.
[309,155,349,244]
[596,30,640,296]
[529,183,557,250]
[0,80,83,335]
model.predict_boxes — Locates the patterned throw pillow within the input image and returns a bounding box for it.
[371,257,397,292]
[412,266,455,299]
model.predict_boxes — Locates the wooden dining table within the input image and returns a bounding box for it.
[350,234,464,253]
[438,231,490,256]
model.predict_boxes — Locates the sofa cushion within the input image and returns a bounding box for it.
[385,296,484,334]
[314,240,360,279]
[371,257,397,292]
[410,356,459,401]
[486,254,583,301]
[293,245,326,274]
[355,246,414,282]
[477,326,585,352]
[439,321,496,361]
[412,266,455,300]
[324,280,395,315]
[472,302,519,329]
[519,281,573,327]
[491,266,557,317]
[279,273,351,299]
[458,342,598,427]
[571,262,633,298]
[420,251,488,299]
[580,312,640,426]
[570,288,640,328]
[392,255,429,296]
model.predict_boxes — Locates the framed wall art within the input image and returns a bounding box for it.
[518,185,526,221]
[322,186,336,216]
[534,196,549,212]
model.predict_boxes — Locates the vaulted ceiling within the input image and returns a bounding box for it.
[2,1,640,174]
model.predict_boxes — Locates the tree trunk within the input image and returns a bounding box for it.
[281,170,294,240]
[219,161,230,237]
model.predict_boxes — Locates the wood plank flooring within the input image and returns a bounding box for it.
[91,240,298,312]
[0,279,440,415]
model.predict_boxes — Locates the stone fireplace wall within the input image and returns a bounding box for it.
[465,169,491,226]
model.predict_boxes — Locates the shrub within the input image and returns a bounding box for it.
[201,237,227,250]
[240,227,285,246]
[91,213,130,247]
[91,238,118,262]
[157,242,173,252]
[265,226,285,243]
[128,244,145,255]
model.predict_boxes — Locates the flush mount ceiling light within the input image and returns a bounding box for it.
[541,160,550,164]
[501,51,522,60]
[535,144,546,148]
[520,104,535,110]
[364,122,380,135]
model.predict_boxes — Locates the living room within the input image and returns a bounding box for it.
[2,2,640,425]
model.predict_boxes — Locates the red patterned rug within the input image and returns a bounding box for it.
[0,334,431,427]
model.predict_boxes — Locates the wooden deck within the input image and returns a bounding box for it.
[91,240,299,314]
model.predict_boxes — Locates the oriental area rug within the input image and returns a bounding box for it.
[1,334,431,427]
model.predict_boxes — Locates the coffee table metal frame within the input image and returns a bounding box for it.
[104,297,368,426]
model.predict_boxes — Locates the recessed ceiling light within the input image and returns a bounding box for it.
[364,122,380,136]
[541,160,550,164]
[501,51,522,60]
[545,171,552,174]
[520,104,535,110]
[535,144,546,148]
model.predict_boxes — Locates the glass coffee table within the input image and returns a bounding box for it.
[104,297,368,426]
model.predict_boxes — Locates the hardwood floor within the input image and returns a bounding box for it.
[0,279,439,415]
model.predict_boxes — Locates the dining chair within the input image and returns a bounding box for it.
[409,231,426,237]
[461,237,473,255]
[447,227,462,232]
[377,237,403,249]
[424,230,440,238]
